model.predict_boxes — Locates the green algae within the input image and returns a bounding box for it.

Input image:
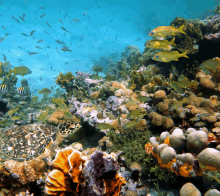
[107,129,152,166]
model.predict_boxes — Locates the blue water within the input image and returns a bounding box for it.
[0,0,217,94]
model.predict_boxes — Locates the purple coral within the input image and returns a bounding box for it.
[105,96,122,112]
[81,150,120,195]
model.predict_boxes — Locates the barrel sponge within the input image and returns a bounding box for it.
[159,131,170,144]
[169,128,185,152]
[160,147,176,165]
[180,183,202,196]
[157,144,169,158]
[149,137,159,148]
[176,153,194,165]
[186,131,208,153]
[198,148,220,169]
[186,128,196,134]
[204,189,220,196]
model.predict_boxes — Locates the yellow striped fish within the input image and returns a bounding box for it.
[0,84,8,93]
[17,87,26,95]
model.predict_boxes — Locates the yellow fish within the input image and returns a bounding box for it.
[8,66,32,77]
[38,88,52,95]
[153,50,189,62]
[149,25,186,37]
[146,37,176,50]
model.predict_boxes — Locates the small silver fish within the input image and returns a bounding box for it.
[37,39,44,43]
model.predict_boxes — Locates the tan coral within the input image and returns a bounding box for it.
[200,99,216,113]
[149,112,173,129]
[162,116,174,129]
[149,112,163,127]
[90,91,100,100]
[4,160,37,185]
[153,90,166,104]
[209,95,219,106]
[47,110,65,125]
[156,102,169,115]
[188,95,204,107]
[199,77,215,90]
[130,162,142,173]
[28,157,47,173]
[98,136,113,151]
[214,122,220,127]
[141,85,149,92]
[186,105,209,116]
[111,81,127,90]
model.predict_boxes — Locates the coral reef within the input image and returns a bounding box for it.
[45,146,126,195]
[147,127,220,185]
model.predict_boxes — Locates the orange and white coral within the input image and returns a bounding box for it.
[45,146,125,196]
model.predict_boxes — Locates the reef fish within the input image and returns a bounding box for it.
[61,46,72,52]
[8,66,32,76]
[28,52,38,55]
[61,26,68,32]
[58,19,63,24]
[6,107,19,116]
[46,21,51,27]
[40,14,45,18]
[153,50,189,62]
[30,30,35,36]
[72,18,80,22]
[0,84,8,92]
[0,37,5,42]
[149,25,186,37]
[55,39,63,44]
[38,88,52,95]
[97,123,113,130]
[0,119,13,127]
[37,39,44,43]
[21,33,29,37]
[146,37,176,50]
[17,87,26,95]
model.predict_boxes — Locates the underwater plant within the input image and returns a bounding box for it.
[91,65,103,76]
